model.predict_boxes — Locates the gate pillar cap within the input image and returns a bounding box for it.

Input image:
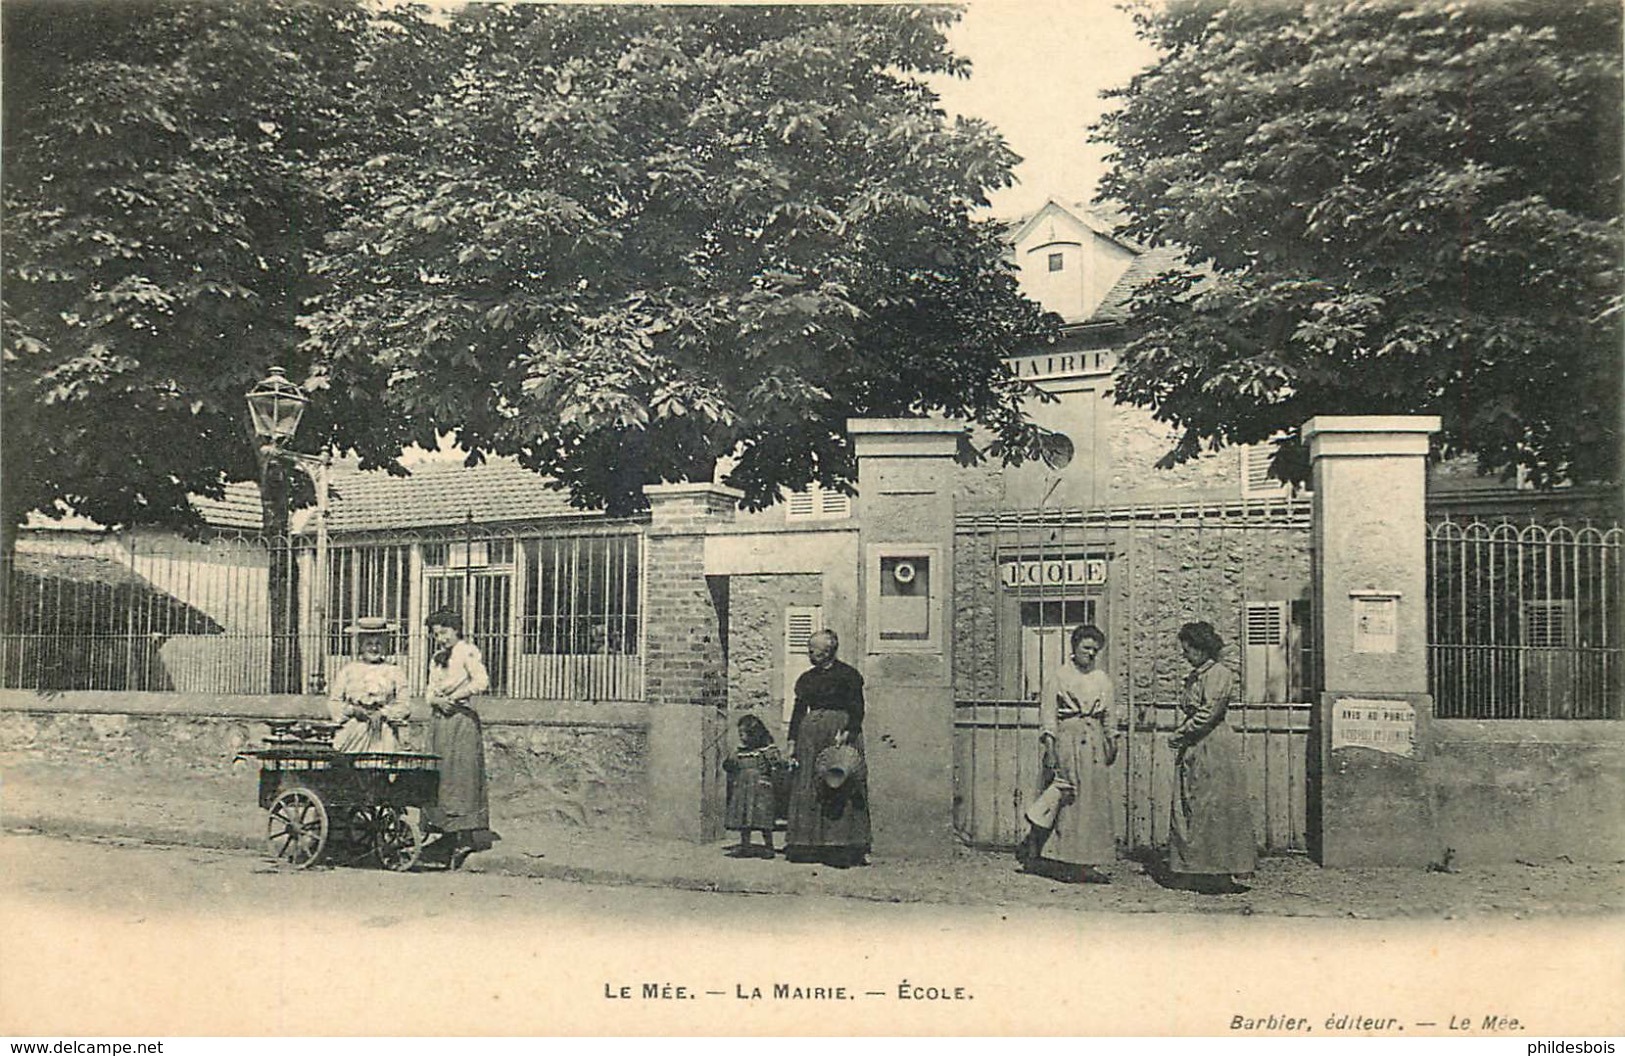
[1303,416,1439,461]
[847,417,962,458]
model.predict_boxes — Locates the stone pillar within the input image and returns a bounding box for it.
[1304,416,1443,867]
[848,418,961,857]
[642,482,739,841]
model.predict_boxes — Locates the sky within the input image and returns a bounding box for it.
[927,0,1161,219]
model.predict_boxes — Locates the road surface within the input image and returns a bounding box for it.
[1,834,1617,1037]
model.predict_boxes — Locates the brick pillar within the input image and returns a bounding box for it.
[642,482,740,841]
[1304,415,1443,867]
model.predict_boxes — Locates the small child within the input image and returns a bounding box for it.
[722,714,782,859]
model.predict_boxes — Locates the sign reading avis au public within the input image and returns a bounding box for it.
[1000,557,1108,590]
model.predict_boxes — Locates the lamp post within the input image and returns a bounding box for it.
[246,367,330,694]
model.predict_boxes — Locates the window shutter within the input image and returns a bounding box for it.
[819,488,851,518]
[1522,601,1573,648]
[786,490,817,519]
[1243,601,1289,703]
[1241,445,1289,498]
[785,484,850,522]
[783,605,823,723]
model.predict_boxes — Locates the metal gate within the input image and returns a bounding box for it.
[426,569,512,695]
[952,498,1316,855]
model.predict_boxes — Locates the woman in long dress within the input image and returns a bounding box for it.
[1017,624,1119,883]
[420,609,493,869]
[326,618,410,753]
[1168,620,1256,892]
[784,629,871,868]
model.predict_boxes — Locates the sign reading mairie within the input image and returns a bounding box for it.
[1000,557,1108,589]
[1002,349,1116,380]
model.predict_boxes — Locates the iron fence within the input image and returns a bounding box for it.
[2,521,646,702]
[1426,518,1622,720]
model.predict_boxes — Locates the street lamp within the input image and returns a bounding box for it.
[247,367,330,695]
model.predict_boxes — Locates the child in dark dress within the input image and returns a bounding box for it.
[722,714,782,859]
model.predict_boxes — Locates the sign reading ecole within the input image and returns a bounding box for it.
[1000,557,1108,590]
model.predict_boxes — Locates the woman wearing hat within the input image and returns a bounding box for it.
[1016,624,1119,883]
[326,617,410,753]
[420,608,493,869]
[1168,620,1256,892]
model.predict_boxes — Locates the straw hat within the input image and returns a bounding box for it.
[345,616,395,636]
[815,743,865,790]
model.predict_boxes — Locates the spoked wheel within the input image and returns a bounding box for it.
[334,806,381,866]
[266,786,329,868]
[373,807,423,872]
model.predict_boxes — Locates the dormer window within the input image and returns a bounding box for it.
[1047,252,1065,272]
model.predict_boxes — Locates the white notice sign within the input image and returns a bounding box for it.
[1333,698,1416,757]
[1352,593,1399,653]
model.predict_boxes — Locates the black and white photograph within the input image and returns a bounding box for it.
[1,0,1621,1041]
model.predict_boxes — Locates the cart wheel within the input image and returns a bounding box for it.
[266,786,329,868]
[373,807,422,872]
[334,805,379,865]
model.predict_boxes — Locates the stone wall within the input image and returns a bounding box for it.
[1429,720,1625,863]
[1105,404,1246,504]
[0,691,650,833]
[726,573,822,733]
[952,530,1001,700]
[953,521,1312,703]
[1113,523,1311,704]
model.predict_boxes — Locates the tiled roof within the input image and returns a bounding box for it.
[322,457,593,534]
[1091,242,1190,324]
[189,481,265,531]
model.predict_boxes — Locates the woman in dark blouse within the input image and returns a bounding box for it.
[784,629,870,867]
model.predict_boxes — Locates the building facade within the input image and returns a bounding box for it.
[4,200,1619,863]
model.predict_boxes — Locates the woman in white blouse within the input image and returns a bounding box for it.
[419,609,493,869]
[326,618,410,753]
[1017,624,1121,883]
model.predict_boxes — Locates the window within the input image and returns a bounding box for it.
[1047,252,1065,272]
[423,538,514,568]
[784,483,851,522]
[520,534,640,655]
[1241,600,1313,703]
[326,545,411,656]
[783,605,823,723]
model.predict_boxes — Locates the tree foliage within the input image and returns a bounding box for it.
[1,0,393,537]
[1096,0,1622,487]
[2,1,1057,536]
[303,4,1053,514]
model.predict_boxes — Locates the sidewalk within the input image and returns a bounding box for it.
[2,758,1620,919]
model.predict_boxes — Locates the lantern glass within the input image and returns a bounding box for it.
[246,367,308,445]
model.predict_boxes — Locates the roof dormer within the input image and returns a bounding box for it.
[1009,200,1137,323]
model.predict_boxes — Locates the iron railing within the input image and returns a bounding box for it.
[1426,518,1622,720]
[2,521,646,702]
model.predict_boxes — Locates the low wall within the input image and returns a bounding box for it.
[1429,719,1625,864]
[0,690,650,834]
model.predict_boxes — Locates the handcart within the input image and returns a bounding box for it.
[238,719,439,870]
